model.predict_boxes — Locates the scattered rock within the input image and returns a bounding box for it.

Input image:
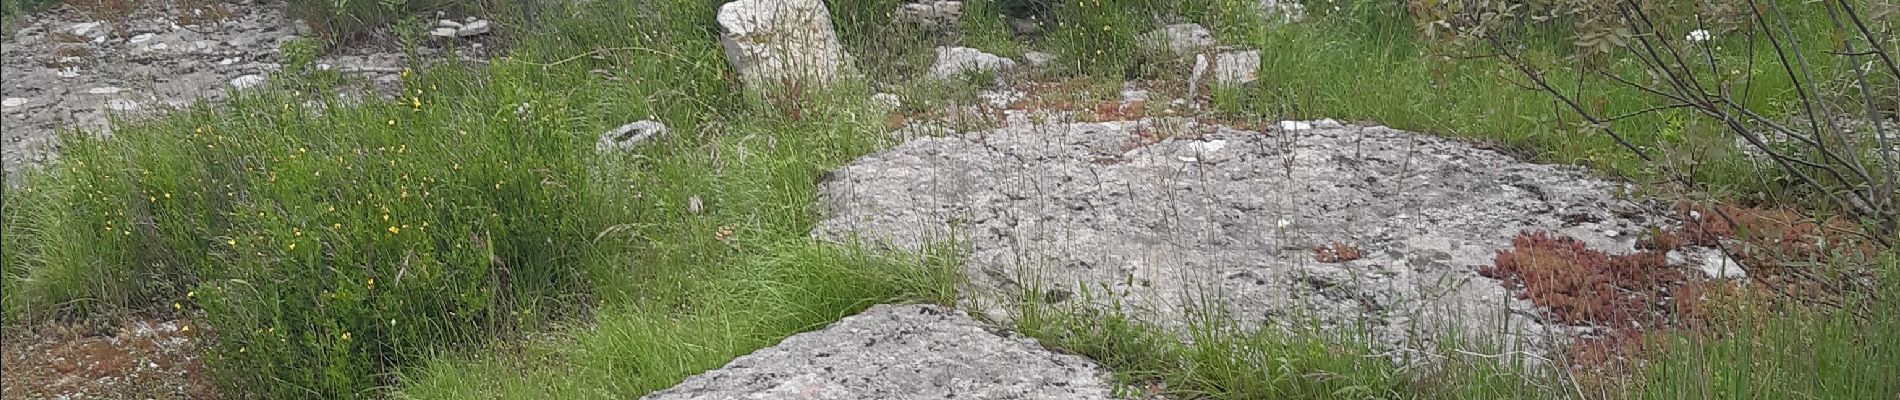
[87,87,126,95]
[437,19,463,29]
[640,304,1117,400]
[1668,248,1747,279]
[1141,23,1215,56]
[2,98,27,108]
[1213,49,1261,86]
[428,27,458,38]
[871,93,902,109]
[128,33,157,44]
[455,19,491,37]
[929,46,1017,79]
[814,121,1664,355]
[70,21,107,38]
[896,0,963,32]
[1277,120,1313,130]
[1021,51,1055,68]
[716,0,854,88]
[229,74,267,90]
[596,120,670,152]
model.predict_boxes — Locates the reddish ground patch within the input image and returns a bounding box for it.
[1,316,217,399]
[1483,202,1886,375]
[1312,241,1364,264]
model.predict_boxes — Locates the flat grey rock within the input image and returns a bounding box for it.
[814,121,1676,356]
[640,304,1118,400]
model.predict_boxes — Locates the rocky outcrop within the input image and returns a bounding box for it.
[814,120,1681,355]
[640,304,1117,400]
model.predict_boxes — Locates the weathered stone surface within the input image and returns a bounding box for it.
[1141,23,1215,56]
[716,0,853,88]
[2,0,466,184]
[896,0,964,32]
[814,121,1677,354]
[1213,49,1260,86]
[929,46,1017,79]
[641,304,1117,400]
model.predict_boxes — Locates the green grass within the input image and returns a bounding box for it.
[3,0,1896,399]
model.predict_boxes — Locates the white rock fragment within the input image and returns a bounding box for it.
[230,74,267,89]
[596,120,670,152]
[1278,120,1314,131]
[1213,49,1261,86]
[2,98,27,108]
[456,20,491,37]
[71,22,106,38]
[1021,51,1055,68]
[429,27,458,38]
[129,33,157,44]
[87,87,125,95]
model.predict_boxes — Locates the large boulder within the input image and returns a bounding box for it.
[641,304,1117,400]
[716,0,853,88]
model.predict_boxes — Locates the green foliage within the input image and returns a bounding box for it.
[280,36,328,71]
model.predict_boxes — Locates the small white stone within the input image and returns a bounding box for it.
[149,43,171,51]
[438,19,464,28]
[1686,29,1711,43]
[2,98,27,108]
[1602,230,1618,237]
[1700,252,1746,279]
[70,22,105,37]
[230,74,267,89]
[456,20,491,37]
[129,33,156,43]
[1278,121,1313,131]
[429,27,458,38]
[88,87,125,95]
[57,68,81,78]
